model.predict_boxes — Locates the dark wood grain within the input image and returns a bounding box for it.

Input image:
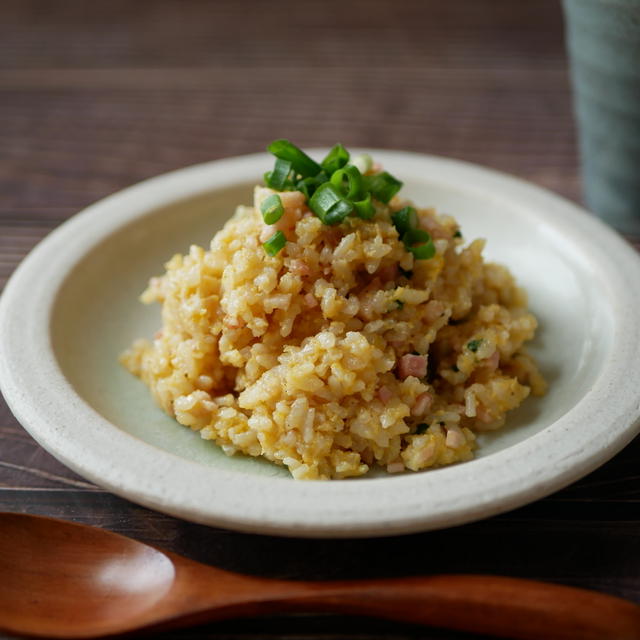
[0,1,638,639]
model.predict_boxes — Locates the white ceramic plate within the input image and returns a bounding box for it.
[1,151,640,538]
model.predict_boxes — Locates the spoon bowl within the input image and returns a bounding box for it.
[0,513,177,637]
[1,512,639,640]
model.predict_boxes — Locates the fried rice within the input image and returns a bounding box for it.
[121,160,546,480]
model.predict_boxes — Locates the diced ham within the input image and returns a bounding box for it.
[378,385,393,404]
[411,392,433,416]
[304,293,318,308]
[397,354,427,379]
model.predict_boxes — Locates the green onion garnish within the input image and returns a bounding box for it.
[330,165,364,201]
[410,241,436,260]
[267,139,321,178]
[391,206,418,235]
[353,192,375,219]
[263,230,287,256]
[295,177,314,199]
[350,153,373,174]
[403,228,436,260]
[467,339,483,353]
[453,229,462,238]
[321,143,349,174]
[325,199,353,225]
[260,140,440,262]
[364,171,403,204]
[309,182,353,225]
[296,171,329,199]
[260,194,284,225]
[295,176,316,197]
[265,158,293,191]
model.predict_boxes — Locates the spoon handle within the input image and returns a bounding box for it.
[251,574,640,640]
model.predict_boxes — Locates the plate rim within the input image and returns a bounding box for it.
[1,149,640,538]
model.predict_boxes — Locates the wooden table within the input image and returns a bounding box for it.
[1,1,638,638]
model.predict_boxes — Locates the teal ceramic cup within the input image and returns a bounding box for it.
[563,0,640,236]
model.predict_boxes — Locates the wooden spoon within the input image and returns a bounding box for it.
[0,512,638,640]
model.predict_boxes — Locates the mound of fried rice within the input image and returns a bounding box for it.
[121,184,546,480]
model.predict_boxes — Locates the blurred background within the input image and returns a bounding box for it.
[4,2,639,640]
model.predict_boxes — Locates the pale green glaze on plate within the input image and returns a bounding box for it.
[1,151,639,536]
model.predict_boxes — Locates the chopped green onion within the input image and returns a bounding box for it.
[264,158,293,190]
[309,183,353,225]
[296,171,330,199]
[295,180,309,199]
[263,140,409,231]
[330,165,364,200]
[260,194,284,225]
[364,171,403,204]
[403,228,436,260]
[395,299,404,310]
[416,423,429,435]
[467,339,483,353]
[350,153,373,174]
[391,206,418,235]
[353,192,375,219]
[267,139,321,178]
[263,230,287,256]
[325,200,353,225]
[402,228,430,246]
[453,229,462,238]
[295,176,318,197]
[295,177,315,199]
[321,143,349,174]
[409,241,436,260]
